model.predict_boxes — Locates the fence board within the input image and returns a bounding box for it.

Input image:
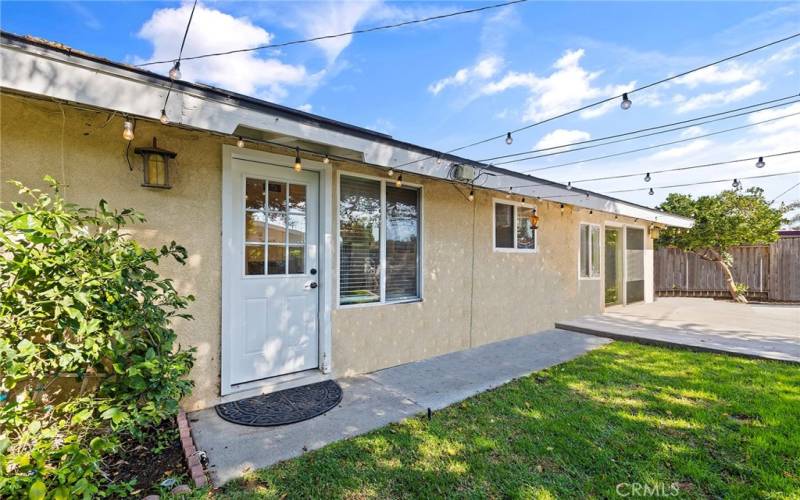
[654,239,800,301]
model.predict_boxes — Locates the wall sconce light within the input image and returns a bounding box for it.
[135,137,177,189]
[529,209,540,230]
[649,224,662,239]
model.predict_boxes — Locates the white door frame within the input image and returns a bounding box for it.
[220,145,333,396]
[603,221,651,306]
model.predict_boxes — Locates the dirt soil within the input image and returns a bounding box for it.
[105,418,188,496]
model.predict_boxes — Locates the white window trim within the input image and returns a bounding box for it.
[578,222,602,280]
[336,171,424,309]
[492,198,538,253]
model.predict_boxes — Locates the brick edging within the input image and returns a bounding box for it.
[177,409,209,487]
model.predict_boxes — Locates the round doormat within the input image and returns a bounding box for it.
[215,380,343,427]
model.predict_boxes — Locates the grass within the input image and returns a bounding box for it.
[217,342,800,499]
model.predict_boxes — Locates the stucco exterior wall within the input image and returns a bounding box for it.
[1,94,653,411]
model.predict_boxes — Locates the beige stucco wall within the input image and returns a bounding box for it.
[1,94,653,411]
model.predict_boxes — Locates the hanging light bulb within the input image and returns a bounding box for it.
[159,109,169,125]
[560,203,565,215]
[505,132,513,145]
[323,155,330,165]
[122,119,135,141]
[506,187,513,199]
[620,92,632,110]
[436,156,443,165]
[566,182,573,190]
[169,61,181,80]
[644,172,651,182]
[521,197,526,203]
[732,178,740,188]
[589,210,593,215]
[648,188,655,196]
[293,147,302,172]
[395,175,403,188]
[236,137,245,148]
[468,190,475,202]
[755,156,765,168]
[387,168,394,177]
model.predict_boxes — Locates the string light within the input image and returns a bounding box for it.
[521,197,526,203]
[756,156,765,168]
[388,168,394,177]
[732,178,740,188]
[644,172,651,182]
[506,187,512,198]
[560,203,565,215]
[159,109,169,125]
[169,61,181,80]
[395,175,403,188]
[566,182,572,190]
[237,137,245,148]
[620,93,632,110]
[468,190,475,201]
[122,119,135,141]
[323,155,330,164]
[589,210,593,215]
[649,188,655,196]
[505,132,513,145]
[293,147,302,172]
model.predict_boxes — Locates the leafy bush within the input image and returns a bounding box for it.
[0,178,195,498]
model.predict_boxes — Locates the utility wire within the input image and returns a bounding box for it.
[514,110,800,172]
[569,150,800,183]
[771,181,800,204]
[607,171,800,194]
[480,94,799,163]
[390,31,800,170]
[162,0,198,115]
[137,0,526,67]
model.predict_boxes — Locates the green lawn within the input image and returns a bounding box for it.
[218,342,800,499]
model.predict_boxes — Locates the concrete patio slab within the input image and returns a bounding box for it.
[190,329,610,485]
[557,297,800,363]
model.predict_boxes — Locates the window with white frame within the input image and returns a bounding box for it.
[494,201,537,251]
[579,223,601,278]
[338,175,421,305]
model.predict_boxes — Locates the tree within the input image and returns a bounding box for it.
[657,187,784,303]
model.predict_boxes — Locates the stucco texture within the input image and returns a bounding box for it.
[1,94,653,410]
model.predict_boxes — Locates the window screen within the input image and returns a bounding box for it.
[495,203,514,248]
[580,224,600,278]
[386,186,420,301]
[339,177,381,304]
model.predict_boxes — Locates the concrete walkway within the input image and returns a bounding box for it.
[190,329,610,485]
[557,297,800,363]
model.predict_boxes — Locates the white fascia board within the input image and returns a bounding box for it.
[0,41,693,228]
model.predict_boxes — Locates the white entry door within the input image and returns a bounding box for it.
[225,155,320,386]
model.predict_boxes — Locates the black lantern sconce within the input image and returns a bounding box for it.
[134,138,177,189]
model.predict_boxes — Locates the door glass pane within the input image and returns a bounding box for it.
[268,213,287,244]
[289,184,306,213]
[590,226,601,277]
[386,186,419,301]
[580,225,590,277]
[245,245,264,275]
[626,227,645,303]
[287,215,306,244]
[267,245,286,274]
[268,182,287,211]
[516,206,535,250]
[245,178,265,210]
[605,229,621,304]
[339,176,381,305]
[495,203,513,248]
[245,211,265,242]
[288,246,304,274]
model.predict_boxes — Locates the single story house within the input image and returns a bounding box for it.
[0,32,693,411]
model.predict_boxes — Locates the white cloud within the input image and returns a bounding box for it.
[648,139,712,160]
[137,4,317,101]
[675,80,766,113]
[535,129,591,150]
[428,56,503,95]
[296,103,313,112]
[674,63,753,88]
[680,126,706,138]
[746,101,800,134]
[479,49,640,122]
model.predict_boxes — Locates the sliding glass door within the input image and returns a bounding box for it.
[604,228,623,305]
[625,227,645,303]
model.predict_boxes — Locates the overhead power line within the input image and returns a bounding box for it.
[161,0,198,123]
[480,94,799,163]
[515,110,800,173]
[390,31,800,171]
[771,181,800,204]
[607,171,800,194]
[137,0,527,67]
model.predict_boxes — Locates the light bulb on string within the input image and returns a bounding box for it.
[506,187,513,199]
[566,182,572,190]
[160,109,169,125]
[323,155,330,165]
[468,190,475,202]
[620,93,632,110]
[395,175,403,188]
[732,178,740,189]
[293,147,302,172]
[387,168,394,177]
[648,188,655,196]
[560,203,565,215]
[122,119,135,141]
[505,132,513,145]
[755,157,765,168]
[237,137,245,148]
[169,61,181,80]
[644,172,651,182]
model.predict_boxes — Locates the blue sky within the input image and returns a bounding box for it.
[2,1,799,208]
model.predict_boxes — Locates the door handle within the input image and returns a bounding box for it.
[309,282,318,289]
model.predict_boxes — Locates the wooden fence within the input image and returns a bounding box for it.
[655,237,800,302]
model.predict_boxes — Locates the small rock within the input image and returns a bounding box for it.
[171,484,192,495]
[160,478,178,489]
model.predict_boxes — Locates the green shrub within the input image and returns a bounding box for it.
[0,178,195,498]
